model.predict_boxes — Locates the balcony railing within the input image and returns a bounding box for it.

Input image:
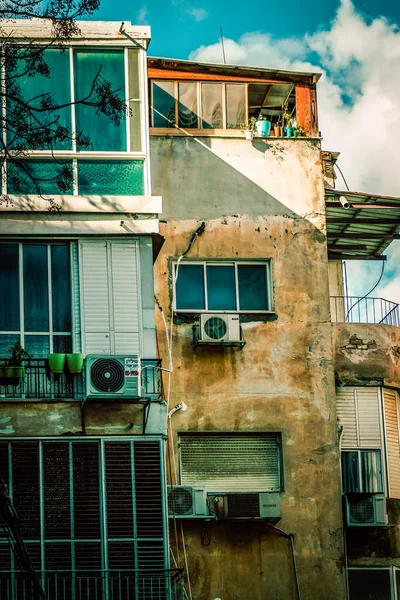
[330,296,400,327]
[0,569,185,600]
[0,359,163,401]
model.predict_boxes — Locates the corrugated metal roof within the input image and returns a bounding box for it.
[325,189,400,260]
[148,56,322,83]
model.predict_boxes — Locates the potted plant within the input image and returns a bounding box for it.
[282,109,294,137]
[241,117,257,140]
[48,353,66,374]
[0,341,32,378]
[293,125,306,137]
[255,114,271,137]
[66,353,85,374]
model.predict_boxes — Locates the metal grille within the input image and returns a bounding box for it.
[0,438,167,598]
[348,497,374,524]
[227,494,260,518]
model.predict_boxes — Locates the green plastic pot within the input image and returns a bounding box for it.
[0,366,24,378]
[66,353,84,374]
[48,353,66,374]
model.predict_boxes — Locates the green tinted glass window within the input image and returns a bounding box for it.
[207,266,236,310]
[176,265,205,310]
[23,245,49,332]
[0,245,19,331]
[7,160,73,195]
[74,50,126,151]
[6,49,72,150]
[238,265,268,310]
[77,161,144,195]
[152,82,175,127]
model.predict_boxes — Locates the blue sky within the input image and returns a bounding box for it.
[91,0,400,304]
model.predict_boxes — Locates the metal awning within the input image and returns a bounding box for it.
[325,189,400,260]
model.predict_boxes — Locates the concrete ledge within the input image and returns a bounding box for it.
[333,322,400,388]
[1,195,162,214]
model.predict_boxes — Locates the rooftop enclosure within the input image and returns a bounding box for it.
[148,58,320,137]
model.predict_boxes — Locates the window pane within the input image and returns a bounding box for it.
[361,450,383,493]
[6,49,72,150]
[23,245,49,332]
[53,335,72,353]
[7,160,73,195]
[78,160,144,195]
[24,335,49,358]
[226,84,246,129]
[74,50,126,151]
[341,452,360,493]
[51,245,71,332]
[176,265,205,310]
[179,82,198,128]
[0,244,19,331]
[207,266,236,311]
[152,81,175,128]
[348,569,391,600]
[0,335,19,358]
[201,83,223,129]
[238,265,269,310]
[248,83,271,119]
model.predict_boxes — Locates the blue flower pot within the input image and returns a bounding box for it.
[285,126,293,137]
[255,120,271,137]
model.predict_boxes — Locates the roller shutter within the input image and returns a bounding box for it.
[79,240,141,355]
[180,434,282,492]
[383,388,400,498]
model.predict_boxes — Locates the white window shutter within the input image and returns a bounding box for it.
[336,387,381,447]
[336,388,358,446]
[356,388,381,446]
[80,240,140,355]
[383,388,400,499]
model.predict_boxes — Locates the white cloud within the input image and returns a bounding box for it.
[187,8,208,22]
[189,0,400,302]
[136,5,148,24]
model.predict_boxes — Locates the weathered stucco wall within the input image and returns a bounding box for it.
[151,136,345,599]
[333,323,400,388]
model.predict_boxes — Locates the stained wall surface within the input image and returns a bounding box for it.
[151,135,346,599]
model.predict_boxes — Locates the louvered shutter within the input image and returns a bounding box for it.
[383,389,400,498]
[336,387,381,447]
[336,388,358,446]
[180,434,281,492]
[80,240,141,355]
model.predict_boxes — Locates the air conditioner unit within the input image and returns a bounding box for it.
[86,355,141,399]
[344,493,387,527]
[167,486,209,519]
[198,313,243,345]
[218,492,281,521]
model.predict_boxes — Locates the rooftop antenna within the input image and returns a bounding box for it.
[220,26,226,65]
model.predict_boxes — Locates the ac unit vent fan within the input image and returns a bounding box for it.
[203,316,228,340]
[90,358,125,393]
[168,487,194,515]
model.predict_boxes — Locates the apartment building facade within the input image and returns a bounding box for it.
[0,20,181,599]
[149,58,400,600]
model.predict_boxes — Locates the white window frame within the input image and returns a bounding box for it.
[0,241,75,355]
[3,45,148,196]
[173,260,273,314]
[348,567,400,600]
[341,448,384,494]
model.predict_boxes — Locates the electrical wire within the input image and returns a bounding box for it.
[267,523,301,600]
[345,260,385,321]
[335,161,350,191]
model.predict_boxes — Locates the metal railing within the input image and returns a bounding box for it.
[0,570,185,600]
[0,359,163,401]
[330,296,400,327]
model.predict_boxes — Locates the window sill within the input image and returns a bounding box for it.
[150,128,321,139]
